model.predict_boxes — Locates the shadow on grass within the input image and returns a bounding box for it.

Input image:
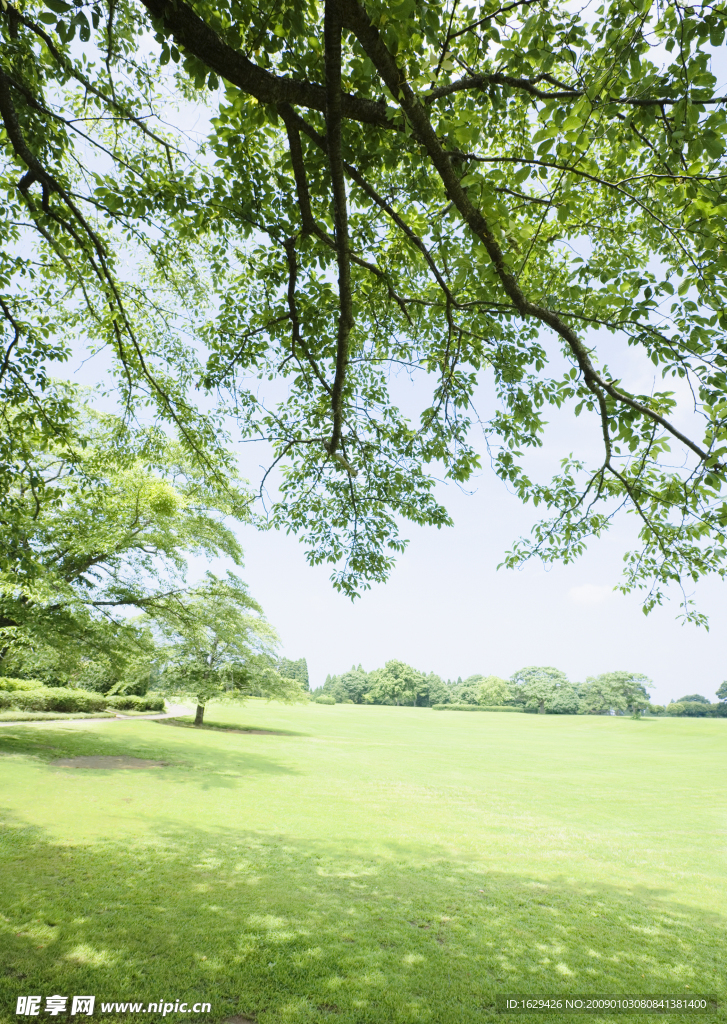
[0,815,724,1024]
[0,724,299,782]
[154,718,308,737]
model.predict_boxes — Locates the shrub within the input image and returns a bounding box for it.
[432,704,524,712]
[0,691,13,709]
[10,687,108,713]
[0,677,40,691]
[105,694,166,712]
[315,695,336,705]
[140,695,165,712]
[106,694,143,710]
[666,702,687,716]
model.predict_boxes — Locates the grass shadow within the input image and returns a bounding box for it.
[0,723,299,782]
[0,816,724,1024]
[154,718,308,737]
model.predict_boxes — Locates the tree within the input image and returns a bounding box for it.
[477,675,511,706]
[547,688,580,715]
[153,572,303,724]
[667,699,709,717]
[0,392,250,679]
[717,682,727,703]
[422,672,449,707]
[277,657,310,691]
[678,693,710,704]
[323,663,370,703]
[3,1,727,613]
[451,675,483,705]
[511,666,574,714]
[364,660,423,706]
[579,671,652,715]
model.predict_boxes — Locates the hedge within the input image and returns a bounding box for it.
[106,694,165,712]
[2,688,108,713]
[0,677,42,692]
[315,695,336,705]
[432,704,524,712]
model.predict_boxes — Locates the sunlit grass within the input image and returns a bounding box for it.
[0,703,725,1023]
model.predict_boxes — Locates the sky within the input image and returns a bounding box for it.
[231,444,727,706]
[64,333,727,707]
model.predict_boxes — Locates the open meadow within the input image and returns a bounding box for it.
[0,704,725,1024]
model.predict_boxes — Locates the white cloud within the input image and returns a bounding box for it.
[568,584,614,605]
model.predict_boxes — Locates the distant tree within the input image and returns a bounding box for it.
[328,665,370,704]
[365,661,423,706]
[423,673,449,707]
[547,688,580,715]
[676,700,711,717]
[277,658,310,691]
[477,676,511,707]
[451,676,483,705]
[666,702,687,716]
[580,672,652,715]
[153,573,303,725]
[678,693,710,704]
[717,682,727,702]
[511,666,573,715]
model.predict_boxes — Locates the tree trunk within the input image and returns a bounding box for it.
[538,700,545,714]
[194,704,205,726]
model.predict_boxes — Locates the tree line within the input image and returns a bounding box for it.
[315,662,727,717]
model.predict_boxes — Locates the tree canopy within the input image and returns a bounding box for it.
[151,571,303,723]
[3,0,727,614]
[579,670,652,714]
[0,390,250,678]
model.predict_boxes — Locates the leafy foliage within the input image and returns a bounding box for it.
[579,671,652,715]
[0,391,252,688]
[477,675,511,706]
[3,0,727,610]
[510,665,579,713]
[277,657,310,690]
[152,572,305,722]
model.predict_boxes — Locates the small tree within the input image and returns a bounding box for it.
[511,666,572,715]
[717,683,727,703]
[451,676,484,705]
[153,573,303,725]
[365,661,423,706]
[477,676,511,707]
[580,672,652,715]
[418,673,446,707]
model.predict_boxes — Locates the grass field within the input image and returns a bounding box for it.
[0,703,725,1024]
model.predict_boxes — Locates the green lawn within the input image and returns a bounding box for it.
[0,704,725,1024]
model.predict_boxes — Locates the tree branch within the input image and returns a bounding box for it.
[324,0,354,465]
[342,0,718,470]
[137,0,395,130]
